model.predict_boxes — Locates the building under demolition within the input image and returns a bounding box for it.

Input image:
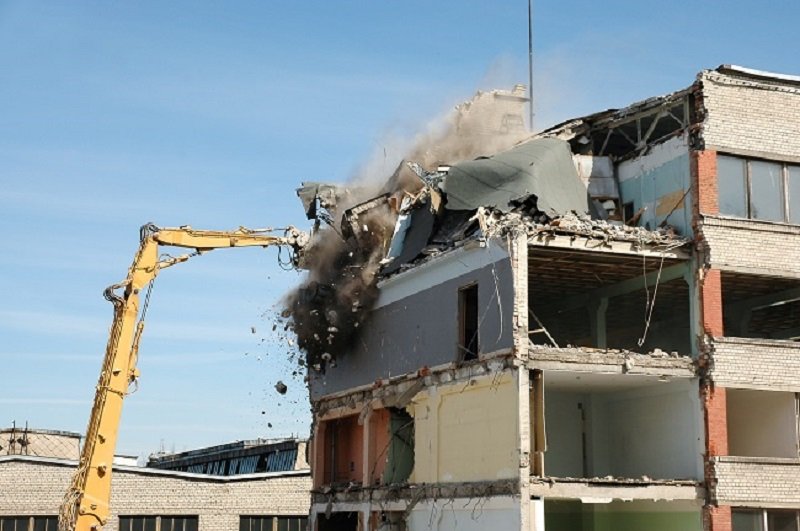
[301,65,800,531]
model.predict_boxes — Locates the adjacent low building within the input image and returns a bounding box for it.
[0,428,311,531]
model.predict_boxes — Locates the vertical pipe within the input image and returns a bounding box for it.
[527,0,534,131]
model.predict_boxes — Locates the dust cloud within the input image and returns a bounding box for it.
[282,85,531,371]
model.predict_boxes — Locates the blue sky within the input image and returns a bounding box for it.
[1,0,799,457]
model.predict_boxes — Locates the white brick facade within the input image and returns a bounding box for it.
[710,337,800,391]
[711,457,800,509]
[701,70,800,162]
[0,457,310,531]
[699,216,800,278]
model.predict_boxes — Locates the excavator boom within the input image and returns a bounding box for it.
[59,224,307,531]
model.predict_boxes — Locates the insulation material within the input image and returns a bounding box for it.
[382,196,437,275]
[443,138,591,215]
[408,372,518,483]
[382,409,414,485]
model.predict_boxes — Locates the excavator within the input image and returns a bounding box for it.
[57,223,308,531]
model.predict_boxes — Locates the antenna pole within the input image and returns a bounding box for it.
[527,0,534,131]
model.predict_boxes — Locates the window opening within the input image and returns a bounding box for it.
[458,284,479,361]
[718,154,800,223]
[0,517,58,531]
[119,516,197,531]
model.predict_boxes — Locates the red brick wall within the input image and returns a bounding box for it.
[704,505,732,531]
[703,384,729,457]
[692,149,719,216]
[702,269,724,338]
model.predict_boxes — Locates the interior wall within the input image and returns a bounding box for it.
[324,415,363,485]
[542,379,703,480]
[309,248,514,400]
[409,371,518,483]
[617,135,692,237]
[727,389,799,458]
[544,500,702,531]
[542,391,586,478]
[406,496,520,531]
[595,379,702,480]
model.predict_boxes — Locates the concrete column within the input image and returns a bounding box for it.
[509,232,529,360]
[517,368,532,531]
[588,298,608,348]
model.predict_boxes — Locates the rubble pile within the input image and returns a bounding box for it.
[481,209,688,247]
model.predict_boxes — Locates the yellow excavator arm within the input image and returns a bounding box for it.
[59,223,307,531]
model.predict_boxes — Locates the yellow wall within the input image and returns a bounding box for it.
[409,371,519,483]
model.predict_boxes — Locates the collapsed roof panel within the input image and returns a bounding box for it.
[442,138,591,216]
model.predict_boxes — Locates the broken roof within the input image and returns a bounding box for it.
[442,137,591,215]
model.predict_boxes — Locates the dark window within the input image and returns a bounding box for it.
[733,510,764,531]
[1,518,30,531]
[733,509,800,531]
[718,155,748,218]
[240,516,307,531]
[119,516,196,531]
[768,511,799,531]
[789,166,800,223]
[277,517,307,531]
[622,202,635,224]
[0,518,57,531]
[32,519,57,531]
[750,160,785,221]
[718,154,800,224]
[458,284,479,361]
[318,513,357,531]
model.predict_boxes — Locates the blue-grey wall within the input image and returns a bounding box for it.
[309,258,515,400]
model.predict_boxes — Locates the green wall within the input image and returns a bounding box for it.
[545,500,703,531]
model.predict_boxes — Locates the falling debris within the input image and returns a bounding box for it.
[274,381,288,395]
[283,86,532,370]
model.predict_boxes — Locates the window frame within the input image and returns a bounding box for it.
[733,508,800,531]
[239,516,308,531]
[118,515,198,531]
[0,517,58,531]
[457,282,479,362]
[718,154,799,224]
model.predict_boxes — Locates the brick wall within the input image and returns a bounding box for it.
[700,70,800,161]
[699,216,800,278]
[703,505,732,531]
[701,269,724,338]
[692,150,719,217]
[711,457,800,508]
[0,458,310,531]
[703,384,729,458]
[711,337,800,391]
